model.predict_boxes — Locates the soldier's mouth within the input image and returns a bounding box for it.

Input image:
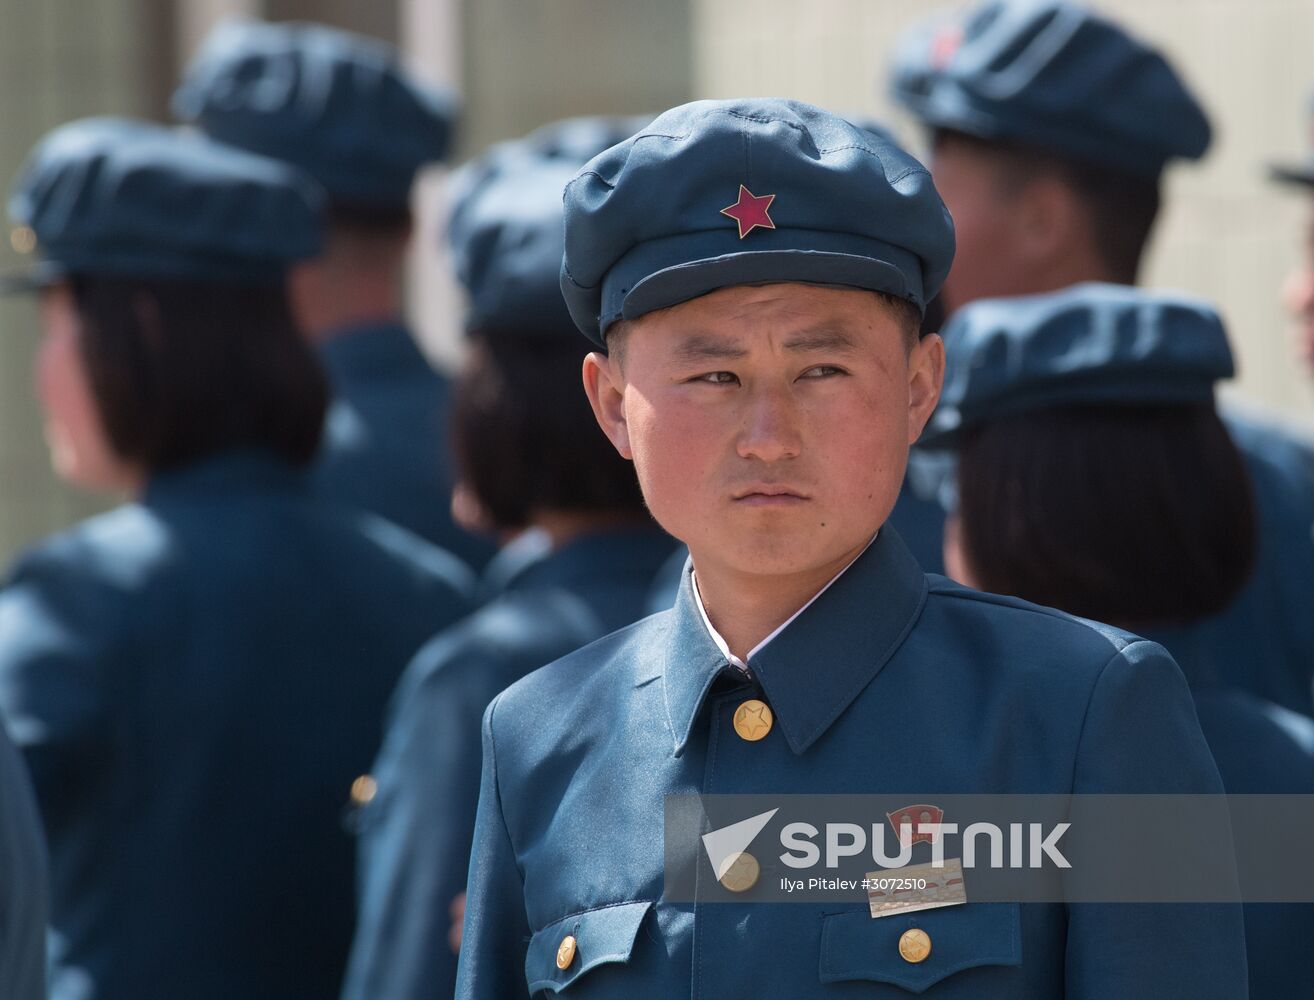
[732,487,810,505]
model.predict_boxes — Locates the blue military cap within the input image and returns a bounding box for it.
[560,98,955,347]
[447,115,650,340]
[890,0,1211,177]
[922,282,1235,446]
[4,116,322,290]
[172,19,457,209]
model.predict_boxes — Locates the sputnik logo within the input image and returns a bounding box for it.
[702,808,778,880]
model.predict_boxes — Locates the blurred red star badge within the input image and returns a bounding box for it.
[930,25,963,69]
[887,803,945,847]
[720,184,776,239]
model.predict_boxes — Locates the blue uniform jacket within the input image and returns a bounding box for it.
[887,455,950,576]
[315,321,496,570]
[0,450,473,1000]
[342,525,675,1000]
[1200,407,1314,716]
[1142,622,1314,1000]
[456,528,1247,998]
[0,719,47,1000]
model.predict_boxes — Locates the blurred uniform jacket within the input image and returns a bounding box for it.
[314,321,495,570]
[1204,407,1314,716]
[0,718,47,1000]
[341,525,674,1000]
[1143,621,1314,999]
[456,527,1246,998]
[0,449,473,1000]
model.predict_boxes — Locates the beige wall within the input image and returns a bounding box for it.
[1,0,1307,564]
[0,0,167,564]
[689,0,1314,431]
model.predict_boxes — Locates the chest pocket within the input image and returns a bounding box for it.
[525,900,653,994]
[819,903,1021,993]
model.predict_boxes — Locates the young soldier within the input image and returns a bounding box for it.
[0,119,472,1000]
[890,0,1314,717]
[173,20,494,568]
[454,98,1246,998]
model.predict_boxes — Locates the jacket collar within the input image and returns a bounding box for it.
[659,527,928,756]
[144,449,305,505]
[510,526,674,594]
[316,320,429,385]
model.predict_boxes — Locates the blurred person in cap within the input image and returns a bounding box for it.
[1271,88,1314,380]
[340,114,674,1000]
[454,98,1245,998]
[0,118,473,1000]
[891,0,1314,717]
[173,19,495,570]
[929,281,1314,1000]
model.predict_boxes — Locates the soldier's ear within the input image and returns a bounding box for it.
[582,351,633,460]
[906,332,944,445]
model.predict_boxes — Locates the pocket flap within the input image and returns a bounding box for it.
[819,903,1021,994]
[526,900,653,993]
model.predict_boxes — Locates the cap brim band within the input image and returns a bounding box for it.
[919,379,1221,449]
[1268,162,1314,188]
[594,228,926,346]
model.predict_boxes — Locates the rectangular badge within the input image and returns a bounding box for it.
[867,859,967,918]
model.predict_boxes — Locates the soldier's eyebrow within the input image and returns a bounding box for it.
[671,327,860,362]
[781,329,856,353]
[672,333,749,362]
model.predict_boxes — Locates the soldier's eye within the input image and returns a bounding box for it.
[692,371,739,385]
[800,365,847,379]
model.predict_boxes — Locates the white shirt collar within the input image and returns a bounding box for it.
[690,531,879,675]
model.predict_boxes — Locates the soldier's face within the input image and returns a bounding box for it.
[36,284,137,494]
[583,283,943,579]
[1281,210,1314,378]
[930,136,1031,314]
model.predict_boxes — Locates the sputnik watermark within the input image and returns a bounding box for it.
[778,819,1071,870]
[665,793,1295,904]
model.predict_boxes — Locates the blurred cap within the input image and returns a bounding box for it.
[922,282,1234,446]
[890,0,1211,177]
[4,116,323,291]
[173,19,457,209]
[447,115,651,340]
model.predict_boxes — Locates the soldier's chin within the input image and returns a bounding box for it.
[718,530,852,577]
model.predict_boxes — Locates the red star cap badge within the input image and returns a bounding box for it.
[720,184,776,239]
[930,25,963,69]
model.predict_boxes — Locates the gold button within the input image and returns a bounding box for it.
[9,226,35,255]
[556,934,577,970]
[349,774,377,806]
[733,699,773,741]
[718,851,760,892]
[899,928,931,964]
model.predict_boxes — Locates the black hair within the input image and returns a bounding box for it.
[68,273,327,471]
[955,403,1255,629]
[326,200,413,240]
[451,330,645,531]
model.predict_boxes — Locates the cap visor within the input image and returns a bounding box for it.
[0,260,63,295]
[1269,162,1314,187]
